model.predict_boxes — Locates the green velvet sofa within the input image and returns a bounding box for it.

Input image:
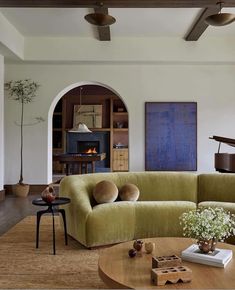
[59,172,235,248]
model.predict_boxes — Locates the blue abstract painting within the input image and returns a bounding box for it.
[145,102,197,171]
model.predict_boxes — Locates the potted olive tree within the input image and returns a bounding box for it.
[5,79,40,197]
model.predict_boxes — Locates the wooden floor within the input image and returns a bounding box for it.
[0,194,40,236]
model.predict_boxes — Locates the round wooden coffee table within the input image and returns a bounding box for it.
[98,237,235,289]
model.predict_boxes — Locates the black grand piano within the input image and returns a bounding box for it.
[210,135,235,173]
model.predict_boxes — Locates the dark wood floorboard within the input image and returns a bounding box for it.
[0,194,44,236]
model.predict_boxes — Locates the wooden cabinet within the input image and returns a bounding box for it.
[112,149,129,171]
[111,98,129,171]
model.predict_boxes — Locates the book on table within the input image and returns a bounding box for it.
[181,244,233,268]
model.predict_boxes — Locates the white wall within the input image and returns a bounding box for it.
[25,37,235,63]
[0,55,4,190]
[4,62,235,184]
[0,12,24,59]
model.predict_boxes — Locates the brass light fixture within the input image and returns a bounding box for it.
[84,3,116,27]
[205,2,235,26]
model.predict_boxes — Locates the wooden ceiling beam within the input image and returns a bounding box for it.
[94,7,111,41]
[185,6,221,41]
[1,0,235,8]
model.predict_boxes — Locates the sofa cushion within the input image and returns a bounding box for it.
[86,201,136,247]
[198,174,235,203]
[93,180,118,204]
[134,201,196,239]
[114,172,197,202]
[119,183,140,201]
[198,201,235,214]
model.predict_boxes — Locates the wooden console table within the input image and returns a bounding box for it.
[53,153,106,175]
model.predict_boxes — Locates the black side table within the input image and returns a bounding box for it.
[32,197,71,255]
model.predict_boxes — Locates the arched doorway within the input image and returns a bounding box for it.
[48,81,129,183]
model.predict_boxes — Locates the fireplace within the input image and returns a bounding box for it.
[77,141,100,155]
[67,131,110,171]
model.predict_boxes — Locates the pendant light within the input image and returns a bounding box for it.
[69,87,92,133]
[205,2,235,26]
[85,13,116,26]
[84,3,116,27]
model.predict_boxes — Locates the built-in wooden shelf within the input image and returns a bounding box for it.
[113,128,128,132]
[90,128,111,132]
[53,94,129,174]
[113,112,128,116]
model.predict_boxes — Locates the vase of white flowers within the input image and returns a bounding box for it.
[180,207,235,254]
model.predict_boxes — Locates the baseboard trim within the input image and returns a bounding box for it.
[0,189,5,201]
[4,184,48,195]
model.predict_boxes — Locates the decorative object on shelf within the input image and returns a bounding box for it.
[69,87,102,132]
[117,107,125,112]
[152,255,182,268]
[75,87,102,129]
[133,239,143,251]
[73,104,102,129]
[151,266,192,286]
[145,102,197,171]
[84,2,116,27]
[41,186,56,203]
[113,143,127,148]
[5,79,41,197]
[114,121,128,128]
[128,248,137,258]
[116,122,124,128]
[145,242,155,254]
[180,207,235,253]
[205,1,235,26]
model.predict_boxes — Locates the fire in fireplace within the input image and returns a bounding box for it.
[77,141,100,154]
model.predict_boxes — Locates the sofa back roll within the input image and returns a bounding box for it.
[73,172,198,203]
[198,173,235,203]
[133,172,197,202]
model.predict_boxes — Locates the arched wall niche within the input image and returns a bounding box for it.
[47,81,129,183]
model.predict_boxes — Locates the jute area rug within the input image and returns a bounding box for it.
[0,216,108,289]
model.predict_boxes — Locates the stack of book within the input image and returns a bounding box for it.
[181,244,233,268]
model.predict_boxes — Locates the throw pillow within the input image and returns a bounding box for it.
[119,183,140,201]
[93,180,118,204]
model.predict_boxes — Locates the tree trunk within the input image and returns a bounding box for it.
[19,100,24,184]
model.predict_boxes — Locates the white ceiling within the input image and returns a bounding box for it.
[1,7,235,38]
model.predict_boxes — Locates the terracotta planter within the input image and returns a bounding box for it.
[12,183,30,197]
[198,238,217,254]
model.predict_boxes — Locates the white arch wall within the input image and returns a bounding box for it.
[48,81,126,183]
[4,63,235,185]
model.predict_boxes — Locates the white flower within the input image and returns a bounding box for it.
[179,207,235,241]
